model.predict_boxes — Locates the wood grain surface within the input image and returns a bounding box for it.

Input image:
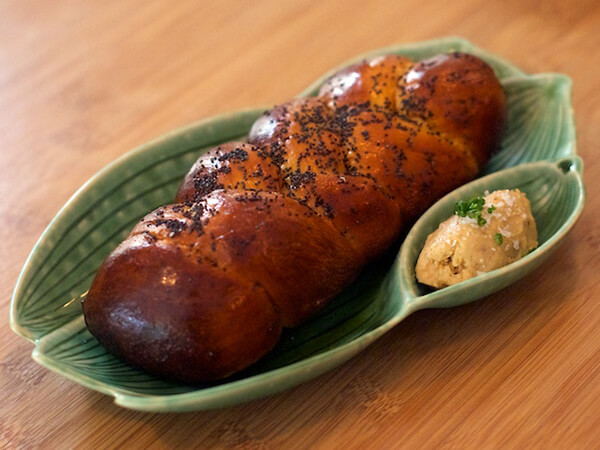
[2,0,599,448]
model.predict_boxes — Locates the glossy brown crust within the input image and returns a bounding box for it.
[398,53,507,166]
[83,52,506,383]
[344,110,479,218]
[84,190,361,380]
[84,237,282,381]
[319,55,413,109]
[155,190,360,327]
[248,98,404,259]
[176,142,283,203]
[285,173,402,262]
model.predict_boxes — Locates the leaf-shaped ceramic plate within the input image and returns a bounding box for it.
[10,37,584,412]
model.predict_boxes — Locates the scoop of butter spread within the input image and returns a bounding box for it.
[416,189,538,288]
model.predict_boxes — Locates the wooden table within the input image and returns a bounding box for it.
[2,0,599,447]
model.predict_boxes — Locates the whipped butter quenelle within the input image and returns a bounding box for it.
[416,189,538,289]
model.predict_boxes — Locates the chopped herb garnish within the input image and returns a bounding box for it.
[487,205,496,214]
[454,195,488,226]
[494,233,503,245]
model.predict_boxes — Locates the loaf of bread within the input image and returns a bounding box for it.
[83,52,506,383]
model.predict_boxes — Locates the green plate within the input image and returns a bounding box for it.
[10,37,584,412]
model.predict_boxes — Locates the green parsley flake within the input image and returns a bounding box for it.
[454,195,490,226]
[494,233,503,245]
[487,205,496,214]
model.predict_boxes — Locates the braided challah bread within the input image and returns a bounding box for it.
[83,52,506,382]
